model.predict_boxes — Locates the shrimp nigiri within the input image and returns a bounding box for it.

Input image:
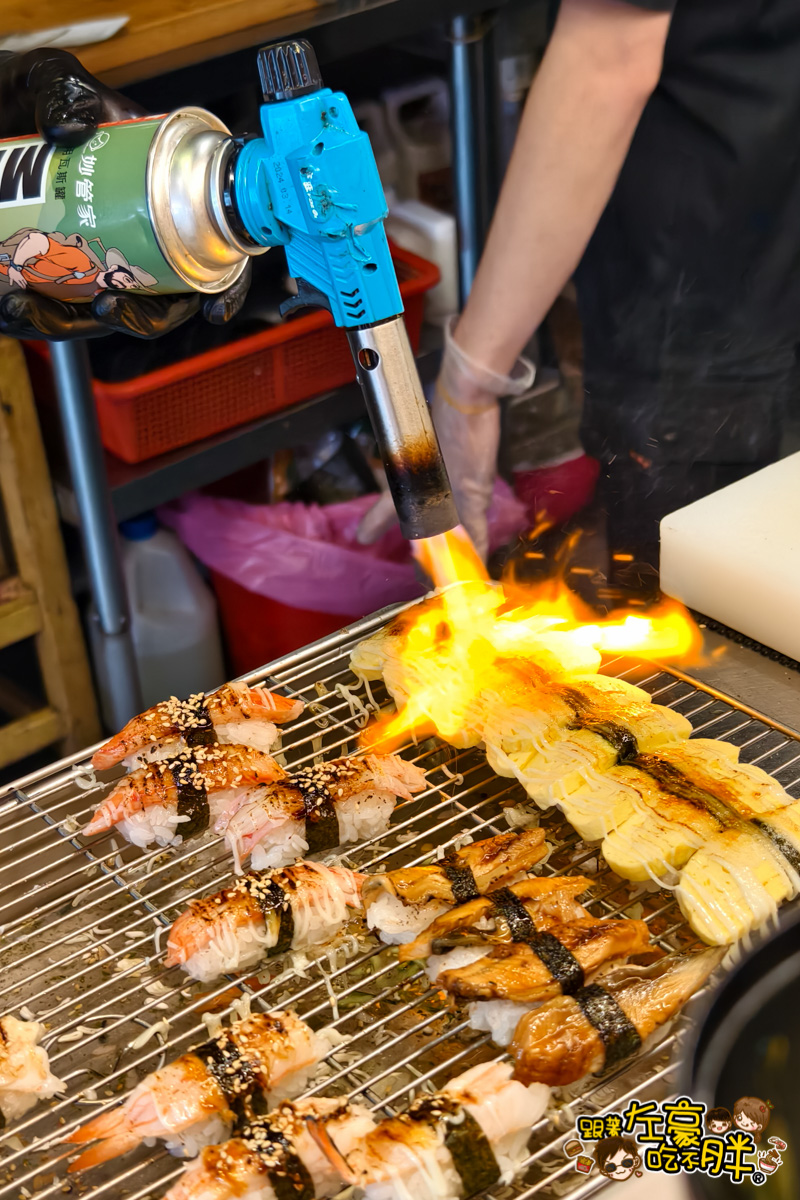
[0,1016,64,1123]
[165,1097,376,1200]
[223,754,427,872]
[165,861,363,982]
[510,947,726,1086]
[82,744,286,849]
[92,682,303,771]
[66,1010,329,1170]
[315,1062,550,1200]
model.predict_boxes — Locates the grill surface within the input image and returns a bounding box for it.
[1,606,799,1200]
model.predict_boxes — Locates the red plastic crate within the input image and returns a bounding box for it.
[26,244,439,464]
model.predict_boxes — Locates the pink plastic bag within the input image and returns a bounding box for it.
[159,481,525,618]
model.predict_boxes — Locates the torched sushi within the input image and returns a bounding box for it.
[222,754,427,872]
[510,948,725,1087]
[314,1062,550,1200]
[92,682,304,771]
[362,828,548,944]
[165,1097,376,1200]
[165,861,363,982]
[82,745,286,849]
[0,1016,64,1123]
[66,1010,329,1169]
[482,661,692,808]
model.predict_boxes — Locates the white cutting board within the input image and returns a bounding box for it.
[660,451,800,660]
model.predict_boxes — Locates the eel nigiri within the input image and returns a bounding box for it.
[316,1062,550,1200]
[0,1016,64,1123]
[223,754,427,872]
[363,828,547,945]
[510,947,726,1086]
[165,1097,376,1200]
[82,745,286,849]
[92,682,304,771]
[397,876,592,962]
[432,916,651,1004]
[165,861,363,982]
[66,1010,329,1170]
[483,663,692,807]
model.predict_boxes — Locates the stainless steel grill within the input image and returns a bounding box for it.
[1,605,799,1200]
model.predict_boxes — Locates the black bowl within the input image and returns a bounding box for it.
[681,908,800,1198]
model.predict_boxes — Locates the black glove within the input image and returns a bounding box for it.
[0,48,250,340]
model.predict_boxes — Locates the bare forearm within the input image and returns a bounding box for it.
[455,0,671,375]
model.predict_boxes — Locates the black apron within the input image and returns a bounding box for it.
[576,0,800,466]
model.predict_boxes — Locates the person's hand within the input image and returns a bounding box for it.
[357,316,535,559]
[7,267,26,290]
[0,48,250,340]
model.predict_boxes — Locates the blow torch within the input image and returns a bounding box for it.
[232,39,459,540]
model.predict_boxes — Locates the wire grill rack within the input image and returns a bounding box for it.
[1,605,799,1200]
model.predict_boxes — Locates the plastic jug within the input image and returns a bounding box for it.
[386,199,458,323]
[120,513,225,708]
[381,78,451,204]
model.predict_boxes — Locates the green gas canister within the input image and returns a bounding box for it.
[0,109,259,302]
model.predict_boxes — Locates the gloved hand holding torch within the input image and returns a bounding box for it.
[358,316,535,560]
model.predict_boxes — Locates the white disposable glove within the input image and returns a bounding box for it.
[357,316,535,559]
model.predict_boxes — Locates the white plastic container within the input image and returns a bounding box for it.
[381,78,451,202]
[386,199,458,323]
[353,99,399,204]
[119,513,225,709]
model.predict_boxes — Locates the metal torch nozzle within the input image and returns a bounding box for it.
[348,316,459,540]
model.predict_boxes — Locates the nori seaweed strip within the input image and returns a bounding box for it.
[441,855,480,903]
[243,873,294,955]
[574,982,642,1068]
[195,1034,254,1099]
[753,820,800,874]
[242,1121,314,1200]
[166,755,209,837]
[180,694,216,748]
[633,755,739,826]
[490,886,540,941]
[490,888,584,993]
[556,684,639,762]
[294,771,340,855]
[410,1097,500,1196]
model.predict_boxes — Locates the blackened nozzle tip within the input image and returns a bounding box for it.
[384,455,459,541]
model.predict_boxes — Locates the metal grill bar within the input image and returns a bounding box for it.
[0,609,797,1200]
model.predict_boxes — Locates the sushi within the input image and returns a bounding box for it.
[0,1016,64,1123]
[397,876,592,962]
[400,878,648,1045]
[315,1061,550,1200]
[223,754,428,872]
[675,802,800,944]
[483,664,692,809]
[362,828,548,945]
[165,1097,376,1200]
[430,915,651,1004]
[165,861,363,982]
[560,737,794,856]
[66,1010,329,1170]
[82,745,286,849]
[510,947,726,1087]
[92,682,304,771]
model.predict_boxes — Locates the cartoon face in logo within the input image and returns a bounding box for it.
[733,1097,773,1144]
[706,1106,732,1134]
[594,1136,642,1181]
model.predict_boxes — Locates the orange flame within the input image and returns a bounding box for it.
[363,527,702,750]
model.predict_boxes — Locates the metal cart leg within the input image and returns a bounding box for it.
[49,340,143,729]
[449,12,498,303]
